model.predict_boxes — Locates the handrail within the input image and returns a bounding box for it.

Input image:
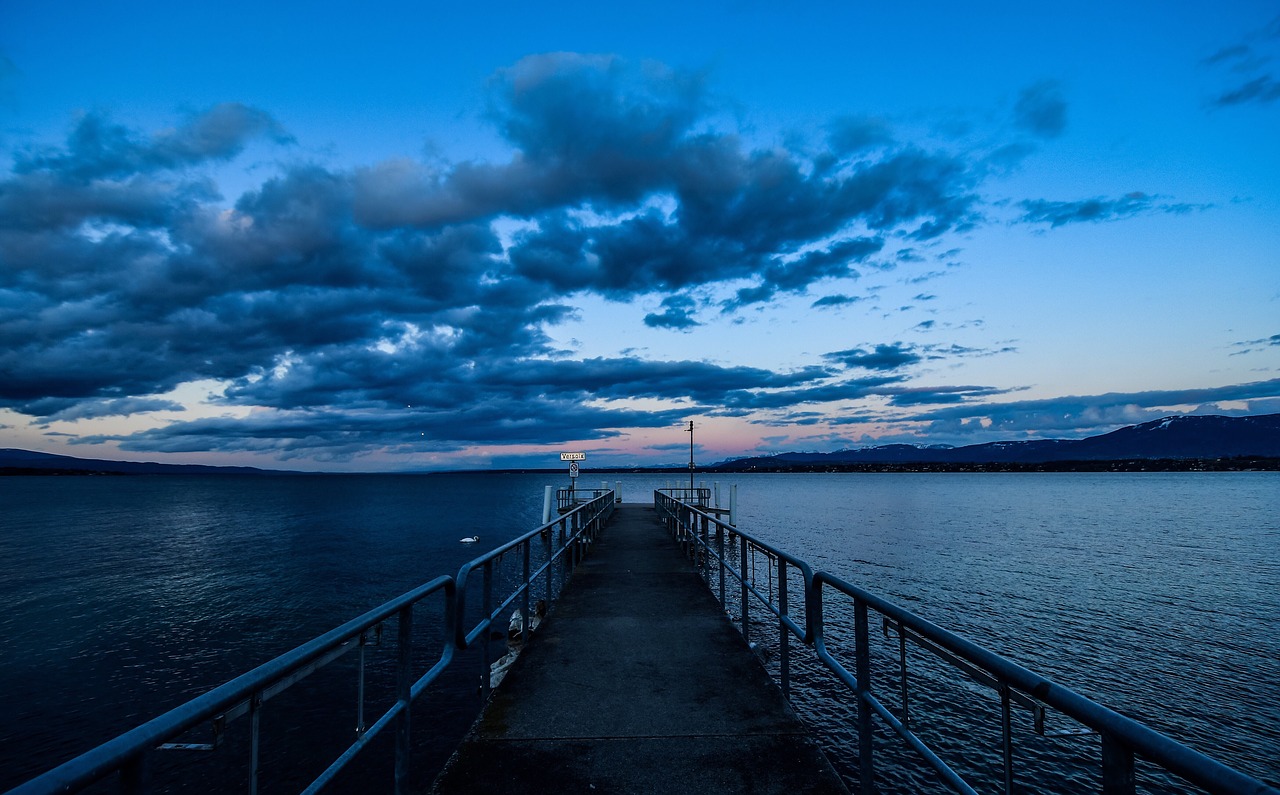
[453,490,615,700]
[8,491,616,795]
[655,490,1278,795]
[8,576,456,795]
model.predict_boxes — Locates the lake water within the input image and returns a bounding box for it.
[1,472,1276,792]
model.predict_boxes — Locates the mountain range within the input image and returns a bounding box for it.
[2,413,1278,475]
[711,413,1280,471]
[0,448,292,476]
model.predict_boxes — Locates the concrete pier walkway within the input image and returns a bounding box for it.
[430,504,847,794]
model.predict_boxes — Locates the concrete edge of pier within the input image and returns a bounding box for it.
[429,503,848,794]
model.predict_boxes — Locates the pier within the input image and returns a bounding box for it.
[430,504,845,794]
[8,488,1278,795]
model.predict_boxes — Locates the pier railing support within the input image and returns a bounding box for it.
[394,604,414,795]
[778,559,790,700]
[1101,733,1136,795]
[854,599,875,794]
[119,752,149,795]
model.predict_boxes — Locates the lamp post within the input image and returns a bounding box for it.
[686,420,695,495]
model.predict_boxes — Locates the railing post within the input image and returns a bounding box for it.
[700,513,709,580]
[522,540,531,641]
[855,598,875,794]
[119,750,150,795]
[718,519,726,610]
[1101,733,1136,795]
[544,521,554,603]
[394,604,413,795]
[249,691,262,795]
[740,540,750,645]
[481,560,493,701]
[1000,684,1014,794]
[896,623,911,732]
[559,515,569,579]
[578,509,586,564]
[778,558,790,700]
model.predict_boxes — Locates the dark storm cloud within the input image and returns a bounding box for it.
[1213,76,1280,106]
[1018,193,1209,227]
[1203,44,1253,67]
[723,236,882,310]
[1203,16,1280,108]
[78,356,847,460]
[644,295,701,330]
[720,375,905,411]
[827,115,894,154]
[78,398,691,460]
[15,104,291,180]
[811,294,861,309]
[821,341,1012,374]
[36,397,185,422]
[825,343,922,371]
[883,385,1009,406]
[489,54,704,165]
[0,53,1039,455]
[0,170,215,231]
[1013,81,1067,138]
[218,354,831,414]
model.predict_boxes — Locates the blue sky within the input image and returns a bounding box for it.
[1,2,1278,471]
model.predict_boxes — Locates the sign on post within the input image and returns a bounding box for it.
[569,461,579,478]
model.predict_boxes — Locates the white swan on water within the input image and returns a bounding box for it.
[460,535,479,544]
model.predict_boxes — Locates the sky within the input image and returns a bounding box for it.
[1,2,1278,472]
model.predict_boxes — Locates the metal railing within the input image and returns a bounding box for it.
[654,490,1278,795]
[555,486,612,512]
[458,488,613,702]
[656,486,711,507]
[8,490,616,795]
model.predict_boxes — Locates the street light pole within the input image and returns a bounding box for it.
[687,420,695,495]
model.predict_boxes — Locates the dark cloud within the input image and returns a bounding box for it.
[882,385,1008,406]
[76,356,848,459]
[1213,76,1280,106]
[825,343,922,371]
[644,295,701,330]
[1203,16,1280,108]
[720,375,905,411]
[1013,81,1067,138]
[820,341,1011,375]
[1203,44,1253,67]
[15,104,291,181]
[1018,192,1210,227]
[811,294,861,309]
[488,54,704,164]
[36,397,185,423]
[827,115,894,154]
[723,236,881,309]
[77,399,690,461]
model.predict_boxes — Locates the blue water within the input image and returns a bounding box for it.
[1,472,1276,792]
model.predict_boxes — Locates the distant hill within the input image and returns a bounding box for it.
[5,413,1279,476]
[0,448,295,476]
[711,413,1280,471]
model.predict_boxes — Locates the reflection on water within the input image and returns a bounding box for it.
[1,472,1276,791]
